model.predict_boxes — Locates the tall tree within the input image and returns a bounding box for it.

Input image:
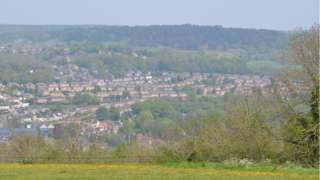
[279,25,319,167]
[96,106,109,121]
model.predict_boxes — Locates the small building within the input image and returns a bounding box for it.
[0,128,11,142]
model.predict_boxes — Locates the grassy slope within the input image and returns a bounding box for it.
[0,164,318,180]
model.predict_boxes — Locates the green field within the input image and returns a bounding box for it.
[0,164,318,180]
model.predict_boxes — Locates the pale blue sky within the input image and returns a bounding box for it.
[1,0,318,30]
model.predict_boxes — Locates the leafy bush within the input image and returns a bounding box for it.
[72,93,100,106]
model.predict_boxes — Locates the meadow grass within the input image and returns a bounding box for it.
[0,163,318,180]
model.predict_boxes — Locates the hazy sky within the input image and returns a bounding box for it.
[1,0,318,30]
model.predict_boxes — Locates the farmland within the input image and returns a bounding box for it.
[0,163,318,180]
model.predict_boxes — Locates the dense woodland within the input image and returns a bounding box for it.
[0,25,288,50]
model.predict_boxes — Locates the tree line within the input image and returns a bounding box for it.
[0,25,288,50]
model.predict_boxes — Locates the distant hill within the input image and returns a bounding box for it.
[0,25,288,50]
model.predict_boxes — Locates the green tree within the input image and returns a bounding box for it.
[280,25,319,167]
[105,134,126,147]
[96,106,109,121]
[121,119,135,144]
[72,93,100,106]
[122,90,130,100]
[93,85,102,93]
[135,110,154,132]
[109,107,120,121]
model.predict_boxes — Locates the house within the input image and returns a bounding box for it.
[48,83,60,92]
[85,85,95,91]
[25,83,36,90]
[0,84,6,91]
[50,97,66,103]
[95,80,106,87]
[39,124,55,137]
[36,83,47,93]
[49,92,65,98]
[59,83,71,91]
[71,84,84,92]
[36,98,48,104]
[95,121,120,134]
[12,102,29,109]
[13,128,38,137]
[0,106,10,112]
[0,128,11,142]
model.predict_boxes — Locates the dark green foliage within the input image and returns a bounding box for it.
[283,85,319,167]
[308,85,319,164]
[122,90,130,100]
[109,107,120,121]
[131,96,224,138]
[157,95,280,163]
[310,85,319,125]
[246,60,283,75]
[0,54,54,83]
[105,134,126,147]
[93,85,102,93]
[132,99,179,120]
[281,25,319,167]
[96,106,109,121]
[72,93,100,106]
[0,25,288,50]
[95,106,120,121]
